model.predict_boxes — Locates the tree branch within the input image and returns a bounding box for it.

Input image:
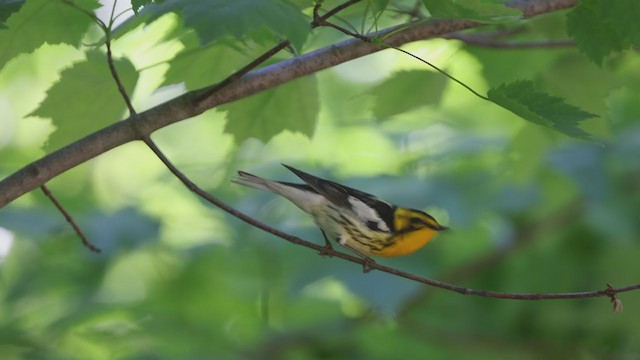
[0,0,577,208]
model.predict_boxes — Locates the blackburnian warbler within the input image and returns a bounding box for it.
[234,164,448,270]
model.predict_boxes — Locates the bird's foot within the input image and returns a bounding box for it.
[361,257,376,273]
[318,243,334,257]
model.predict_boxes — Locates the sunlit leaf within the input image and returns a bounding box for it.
[221,76,319,142]
[487,80,598,141]
[32,50,138,152]
[369,70,447,120]
[0,0,99,70]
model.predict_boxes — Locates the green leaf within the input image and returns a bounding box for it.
[566,0,640,65]
[131,0,155,13]
[32,50,138,153]
[371,0,389,13]
[145,0,310,51]
[221,76,319,142]
[0,0,24,28]
[369,70,447,120]
[605,1,640,46]
[422,0,521,23]
[606,87,640,128]
[162,34,251,90]
[0,0,99,70]
[487,80,598,141]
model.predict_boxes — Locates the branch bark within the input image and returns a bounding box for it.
[0,0,577,208]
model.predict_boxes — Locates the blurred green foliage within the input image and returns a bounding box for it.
[1,0,640,359]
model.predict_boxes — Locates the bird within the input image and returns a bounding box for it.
[233,164,448,271]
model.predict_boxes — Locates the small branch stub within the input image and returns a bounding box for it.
[607,284,623,313]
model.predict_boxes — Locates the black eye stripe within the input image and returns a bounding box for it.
[408,216,443,231]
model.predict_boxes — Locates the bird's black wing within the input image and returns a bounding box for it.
[283,164,351,208]
[282,164,396,232]
[339,185,396,232]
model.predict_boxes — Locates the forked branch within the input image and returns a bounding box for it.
[0,0,578,207]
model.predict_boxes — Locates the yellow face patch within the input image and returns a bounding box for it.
[394,207,443,232]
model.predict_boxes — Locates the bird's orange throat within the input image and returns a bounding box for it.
[376,228,439,257]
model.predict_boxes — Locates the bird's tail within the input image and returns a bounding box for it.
[233,169,321,214]
[232,171,274,192]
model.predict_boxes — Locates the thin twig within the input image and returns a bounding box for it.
[57,0,132,253]
[319,20,371,42]
[195,41,291,103]
[390,45,492,100]
[62,0,107,29]
[16,0,640,302]
[93,0,364,253]
[105,36,136,116]
[128,142,640,301]
[104,0,136,116]
[62,0,135,116]
[398,198,585,317]
[447,199,584,281]
[312,7,640,302]
[312,0,362,26]
[38,2,111,255]
[318,18,491,101]
[40,185,101,252]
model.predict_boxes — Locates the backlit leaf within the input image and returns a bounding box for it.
[161,35,251,90]
[221,76,319,142]
[0,0,99,70]
[32,50,138,152]
[487,80,598,141]
[369,70,447,120]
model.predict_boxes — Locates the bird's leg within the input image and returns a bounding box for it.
[319,233,376,272]
[341,243,377,273]
[318,230,334,257]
